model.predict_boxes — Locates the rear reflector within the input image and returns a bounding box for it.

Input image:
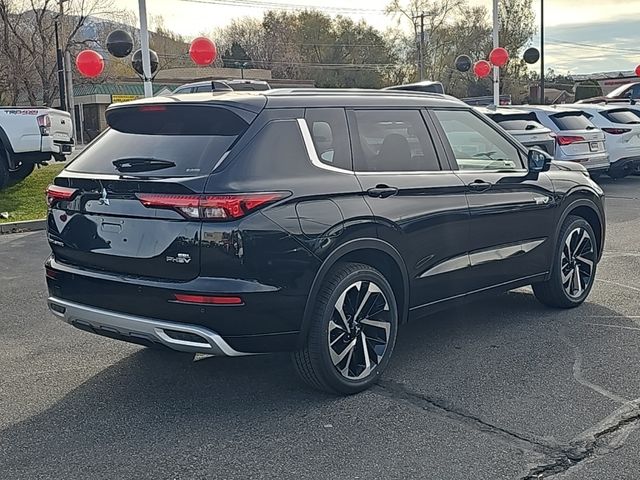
[602,128,632,135]
[136,192,288,220]
[46,185,78,205]
[556,135,585,146]
[174,294,243,305]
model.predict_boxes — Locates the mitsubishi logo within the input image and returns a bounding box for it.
[98,188,110,206]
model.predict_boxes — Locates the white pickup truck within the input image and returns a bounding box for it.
[0,107,74,189]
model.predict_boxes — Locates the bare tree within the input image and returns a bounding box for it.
[0,0,113,106]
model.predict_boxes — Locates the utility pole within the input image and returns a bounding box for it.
[540,0,545,104]
[65,52,75,140]
[54,22,67,110]
[492,0,499,107]
[138,0,153,97]
[412,13,426,81]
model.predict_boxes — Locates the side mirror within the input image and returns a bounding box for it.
[528,147,552,173]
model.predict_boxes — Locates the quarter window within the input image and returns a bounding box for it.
[433,109,524,171]
[304,108,352,170]
[350,109,440,172]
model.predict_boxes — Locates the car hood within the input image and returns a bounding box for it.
[550,160,588,173]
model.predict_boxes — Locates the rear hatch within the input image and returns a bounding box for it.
[550,111,605,159]
[47,102,257,281]
[599,108,640,153]
[488,112,555,155]
[47,109,73,142]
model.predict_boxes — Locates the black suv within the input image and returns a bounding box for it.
[45,90,605,394]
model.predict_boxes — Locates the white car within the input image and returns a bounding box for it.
[475,107,555,155]
[0,107,74,189]
[564,103,640,178]
[506,105,610,179]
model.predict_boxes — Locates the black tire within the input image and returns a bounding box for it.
[533,215,598,308]
[0,154,10,190]
[292,262,399,395]
[8,161,35,185]
[606,168,628,179]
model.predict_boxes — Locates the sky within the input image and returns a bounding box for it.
[112,0,640,74]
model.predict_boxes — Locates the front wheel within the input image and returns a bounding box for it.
[533,215,598,308]
[292,262,398,395]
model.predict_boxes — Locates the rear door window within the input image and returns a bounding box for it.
[304,108,352,170]
[600,109,640,124]
[550,112,594,131]
[67,105,253,177]
[349,109,441,172]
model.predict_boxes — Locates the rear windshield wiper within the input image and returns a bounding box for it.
[112,158,176,172]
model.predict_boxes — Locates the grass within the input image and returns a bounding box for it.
[0,163,66,223]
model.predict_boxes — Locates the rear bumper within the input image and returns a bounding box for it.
[41,137,74,155]
[48,297,249,355]
[555,153,610,171]
[609,156,640,174]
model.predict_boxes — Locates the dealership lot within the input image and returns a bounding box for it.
[1,177,639,479]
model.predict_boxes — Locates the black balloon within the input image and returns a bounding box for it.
[106,30,134,58]
[523,47,540,64]
[131,48,159,76]
[455,55,472,72]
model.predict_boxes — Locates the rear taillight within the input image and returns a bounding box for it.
[37,114,51,136]
[602,128,632,135]
[136,192,288,220]
[556,135,585,146]
[46,185,78,205]
[174,294,243,305]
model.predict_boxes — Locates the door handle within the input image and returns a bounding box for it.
[467,180,492,193]
[367,185,398,198]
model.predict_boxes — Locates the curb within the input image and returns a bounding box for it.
[0,219,47,234]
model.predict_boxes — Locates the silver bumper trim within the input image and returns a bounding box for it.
[47,297,250,356]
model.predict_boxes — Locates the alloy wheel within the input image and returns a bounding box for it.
[327,281,392,380]
[561,226,595,299]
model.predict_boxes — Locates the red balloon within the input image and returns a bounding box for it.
[76,50,104,78]
[189,37,217,66]
[489,47,509,67]
[473,60,492,78]
[635,64,640,77]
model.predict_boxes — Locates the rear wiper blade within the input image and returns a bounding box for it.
[112,157,176,172]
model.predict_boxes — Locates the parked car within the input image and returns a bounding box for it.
[563,104,640,178]
[506,105,609,179]
[172,79,271,94]
[475,106,555,155]
[578,82,640,104]
[383,81,445,94]
[45,90,605,395]
[0,107,74,189]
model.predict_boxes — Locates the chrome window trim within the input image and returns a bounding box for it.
[297,118,528,176]
[297,118,354,175]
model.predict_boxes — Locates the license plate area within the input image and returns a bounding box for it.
[589,141,599,152]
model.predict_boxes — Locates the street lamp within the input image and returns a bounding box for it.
[540,0,545,104]
[235,61,248,79]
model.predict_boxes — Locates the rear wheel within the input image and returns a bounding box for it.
[533,215,598,308]
[8,161,35,185]
[292,262,398,394]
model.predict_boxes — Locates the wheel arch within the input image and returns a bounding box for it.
[556,194,605,262]
[298,238,410,348]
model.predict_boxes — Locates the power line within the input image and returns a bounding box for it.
[179,0,385,14]
[546,37,640,55]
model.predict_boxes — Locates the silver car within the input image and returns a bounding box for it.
[506,105,610,178]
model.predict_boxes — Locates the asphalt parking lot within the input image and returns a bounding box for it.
[1,176,639,479]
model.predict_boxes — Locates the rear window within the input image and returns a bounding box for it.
[600,109,640,125]
[550,112,594,131]
[67,105,252,177]
[489,113,543,131]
